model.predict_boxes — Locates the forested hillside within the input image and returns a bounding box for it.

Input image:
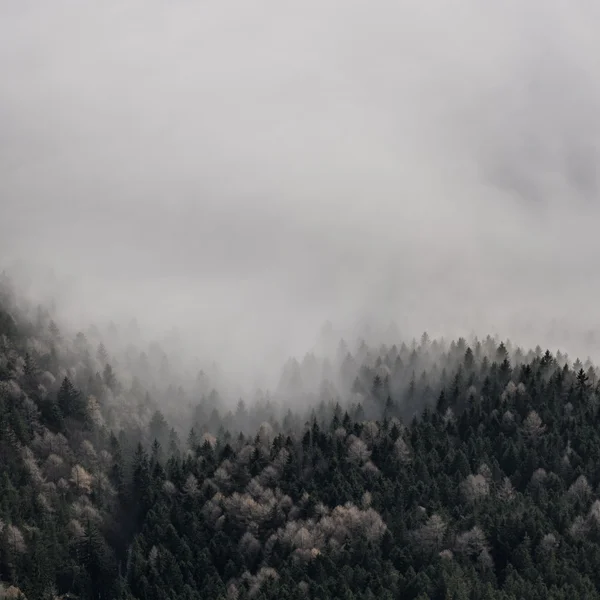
[3,277,600,599]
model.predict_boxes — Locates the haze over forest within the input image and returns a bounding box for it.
[6,3,600,600]
[2,1,600,382]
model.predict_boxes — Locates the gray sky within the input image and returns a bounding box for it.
[2,0,600,381]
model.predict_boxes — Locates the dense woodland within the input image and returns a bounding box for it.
[3,275,600,599]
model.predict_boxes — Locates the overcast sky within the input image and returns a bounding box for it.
[2,1,600,380]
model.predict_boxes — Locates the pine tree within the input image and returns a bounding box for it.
[57,376,86,421]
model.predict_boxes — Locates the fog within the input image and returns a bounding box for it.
[2,1,600,386]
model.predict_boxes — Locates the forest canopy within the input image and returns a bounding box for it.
[1,276,600,599]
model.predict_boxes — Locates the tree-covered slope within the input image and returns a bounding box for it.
[2,280,600,599]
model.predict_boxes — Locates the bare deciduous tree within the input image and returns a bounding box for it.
[394,437,411,463]
[539,533,559,554]
[347,436,371,464]
[6,524,26,554]
[460,474,489,504]
[183,474,199,497]
[413,513,447,554]
[163,480,177,495]
[70,464,93,494]
[523,410,546,438]
[497,477,516,502]
[568,475,592,504]
[239,532,261,561]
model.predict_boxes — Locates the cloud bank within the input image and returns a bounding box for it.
[2,0,600,382]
